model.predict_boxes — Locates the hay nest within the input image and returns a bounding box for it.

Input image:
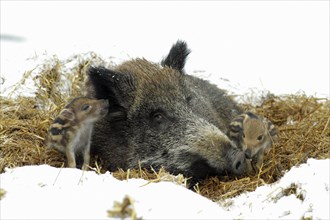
[1,53,329,202]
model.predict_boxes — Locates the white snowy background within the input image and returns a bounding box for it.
[0,1,329,219]
[1,159,329,219]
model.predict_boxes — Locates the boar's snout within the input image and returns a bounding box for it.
[232,151,247,175]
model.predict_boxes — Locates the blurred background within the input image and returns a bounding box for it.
[1,1,329,97]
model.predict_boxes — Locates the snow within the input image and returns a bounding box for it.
[0,165,226,219]
[1,1,329,98]
[1,1,329,219]
[1,159,329,219]
[224,158,330,219]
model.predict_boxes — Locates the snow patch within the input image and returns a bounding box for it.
[1,159,329,219]
[223,158,330,219]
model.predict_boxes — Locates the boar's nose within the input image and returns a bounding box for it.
[245,149,252,159]
[232,151,247,175]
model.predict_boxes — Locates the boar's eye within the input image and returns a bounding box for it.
[150,110,169,129]
[186,96,193,104]
[81,104,91,111]
[152,112,164,122]
[257,135,263,141]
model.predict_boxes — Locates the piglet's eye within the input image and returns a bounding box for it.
[81,104,91,111]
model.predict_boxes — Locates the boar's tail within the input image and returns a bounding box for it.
[161,40,191,73]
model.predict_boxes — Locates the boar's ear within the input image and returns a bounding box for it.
[161,40,191,73]
[87,66,136,110]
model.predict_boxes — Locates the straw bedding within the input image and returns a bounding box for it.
[1,54,329,201]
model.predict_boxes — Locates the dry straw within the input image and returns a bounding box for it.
[0,54,329,202]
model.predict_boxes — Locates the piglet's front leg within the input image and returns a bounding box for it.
[65,146,77,168]
[251,149,265,172]
[82,142,91,171]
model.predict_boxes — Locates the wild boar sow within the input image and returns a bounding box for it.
[87,41,249,181]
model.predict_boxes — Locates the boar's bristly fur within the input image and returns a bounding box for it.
[87,41,249,183]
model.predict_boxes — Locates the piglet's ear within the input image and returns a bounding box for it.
[87,66,136,110]
[60,109,75,121]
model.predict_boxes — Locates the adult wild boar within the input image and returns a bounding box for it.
[87,40,249,182]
